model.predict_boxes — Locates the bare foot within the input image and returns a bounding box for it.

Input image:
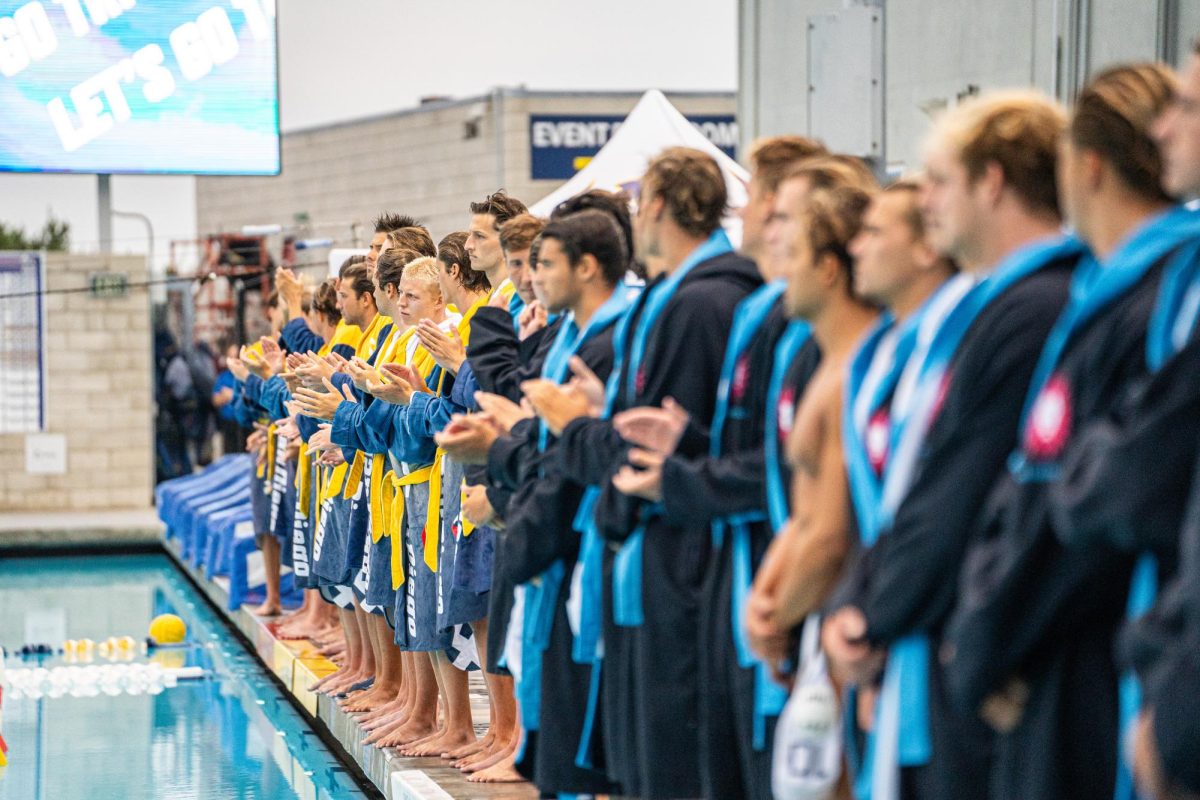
[248,600,282,617]
[308,665,349,692]
[320,669,368,696]
[461,738,516,773]
[467,752,525,784]
[445,731,491,761]
[360,696,406,726]
[405,727,476,758]
[317,639,346,657]
[342,685,397,713]
[361,713,410,745]
[373,718,438,749]
[396,727,446,755]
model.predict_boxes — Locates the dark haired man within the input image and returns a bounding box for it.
[371,212,424,267]
[606,137,830,799]
[525,147,762,798]
[439,208,631,792]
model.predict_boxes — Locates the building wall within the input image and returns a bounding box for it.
[194,89,736,262]
[0,254,154,513]
[739,0,1199,171]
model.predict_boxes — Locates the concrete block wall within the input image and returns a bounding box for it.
[0,253,154,513]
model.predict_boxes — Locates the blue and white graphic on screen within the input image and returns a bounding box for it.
[0,0,280,175]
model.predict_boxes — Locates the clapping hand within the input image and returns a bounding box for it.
[259,336,285,375]
[518,300,548,341]
[474,391,532,434]
[293,377,355,420]
[522,378,595,437]
[435,414,502,464]
[415,320,466,374]
[613,397,690,456]
[345,357,382,393]
[611,447,665,501]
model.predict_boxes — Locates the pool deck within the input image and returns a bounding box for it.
[0,509,164,548]
[164,539,539,800]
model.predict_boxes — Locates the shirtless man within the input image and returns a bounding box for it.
[745,172,879,677]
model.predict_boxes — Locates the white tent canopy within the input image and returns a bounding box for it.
[529,90,748,242]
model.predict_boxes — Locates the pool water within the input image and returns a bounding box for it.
[0,554,371,800]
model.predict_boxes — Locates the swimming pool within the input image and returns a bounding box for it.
[0,554,373,800]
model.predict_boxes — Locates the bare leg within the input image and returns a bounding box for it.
[332,607,377,695]
[373,651,441,748]
[249,536,283,616]
[344,615,403,712]
[467,732,524,784]
[400,651,475,756]
[313,607,362,693]
[457,617,517,770]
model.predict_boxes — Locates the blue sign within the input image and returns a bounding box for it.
[0,0,279,175]
[530,114,738,180]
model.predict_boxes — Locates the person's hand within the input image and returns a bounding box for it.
[488,290,510,310]
[213,386,235,408]
[461,484,495,527]
[280,372,302,393]
[241,345,271,379]
[259,336,285,375]
[276,417,300,441]
[246,426,266,454]
[567,356,606,412]
[435,414,502,464]
[293,377,355,420]
[745,529,797,677]
[822,607,885,686]
[346,357,382,393]
[611,448,665,501]
[1132,709,1168,800]
[980,677,1030,733]
[318,447,345,467]
[613,397,690,456]
[325,351,349,372]
[416,320,466,374]
[286,352,307,372]
[308,423,336,452]
[518,300,548,341]
[276,267,304,317]
[367,363,427,406]
[227,355,250,382]
[296,351,336,389]
[522,379,594,437]
[474,391,532,434]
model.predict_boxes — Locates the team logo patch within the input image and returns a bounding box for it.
[731,355,751,405]
[451,519,464,540]
[866,408,890,476]
[1025,373,1072,460]
[778,388,797,447]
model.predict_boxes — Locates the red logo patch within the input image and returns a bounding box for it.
[777,388,797,447]
[635,367,646,396]
[1025,373,1072,460]
[732,356,751,405]
[866,408,890,476]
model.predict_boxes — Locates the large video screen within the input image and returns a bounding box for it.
[0,0,279,175]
